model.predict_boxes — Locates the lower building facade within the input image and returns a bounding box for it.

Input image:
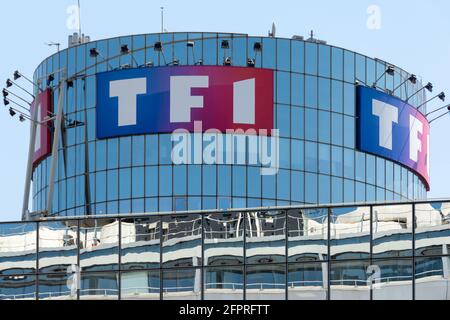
[1,199,449,300]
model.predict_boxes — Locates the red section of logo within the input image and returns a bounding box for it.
[32,89,53,167]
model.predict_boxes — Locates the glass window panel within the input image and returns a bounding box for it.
[173,166,187,196]
[318,111,331,143]
[248,167,261,198]
[305,173,318,204]
[277,72,290,105]
[0,275,36,300]
[204,266,244,300]
[121,270,160,300]
[372,259,413,300]
[79,218,119,272]
[38,221,77,273]
[246,210,286,264]
[366,154,376,185]
[119,137,131,167]
[162,215,202,268]
[277,39,290,71]
[355,152,366,182]
[372,205,413,259]
[80,272,118,300]
[262,38,276,69]
[163,268,201,300]
[121,217,160,271]
[288,208,328,263]
[39,273,74,300]
[330,260,370,300]
[292,40,304,73]
[318,78,331,110]
[344,50,355,83]
[291,107,304,139]
[188,165,202,196]
[204,212,244,266]
[159,166,172,197]
[415,202,450,257]
[331,80,343,113]
[415,256,448,300]
[288,262,327,300]
[305,43,318,75]
[331,113,343,146]
[291,172,304,203]
[331,146,343,177]
[332,177,343,203]
[203,166,216,196]
[318,175,331,204]
[291,74,304,106]
[331,206,370,260]
[331,48,343,80]
[305,76,318,108]
[277,104,290,137]
[0,223,37,275]
[246,265,285,300]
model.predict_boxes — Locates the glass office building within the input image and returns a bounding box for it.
[1,200,449,300]
[30,32,429,218]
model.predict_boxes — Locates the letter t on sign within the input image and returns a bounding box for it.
[372,99,398,150]
[110,78,147,127]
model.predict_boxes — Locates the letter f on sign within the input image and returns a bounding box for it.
[170,76,209,123]
[372,99,398,150]
[110,78,147,127]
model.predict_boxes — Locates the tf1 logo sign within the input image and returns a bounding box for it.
[32,89,52,168]
[96,66,274,139]
[357,86,430,190]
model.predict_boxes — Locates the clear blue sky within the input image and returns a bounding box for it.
[0,0,449,222]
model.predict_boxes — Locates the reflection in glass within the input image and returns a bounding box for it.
[288,209,328,262]
[372,259,413,300]
[204,212,244,266]
[330,260,370,300]
[39,221,78,273]
[39,273,75,300]
[80,273,118,300]
[415,256,450,300]
[204,267,243,300]
[121,270,160,300]
[80,219,119,271]
[162,215,202,268]
[246,265,285,300]
[372,205,413,258]
[163,268,201,300]
[0,275,36,300]
[415,202,450,257]
[246,211,285,264]
[0,223,36,275]
[288,263,327,300]
[121,217,160,270]
[331,207,370,260]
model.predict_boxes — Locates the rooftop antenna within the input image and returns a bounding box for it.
[268,23,276,37]
[78,0,82,43]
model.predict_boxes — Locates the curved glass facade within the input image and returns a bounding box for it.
[31,32,428,217]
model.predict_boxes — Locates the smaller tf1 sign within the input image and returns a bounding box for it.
[32,89,52,167]
[357,86,430,190]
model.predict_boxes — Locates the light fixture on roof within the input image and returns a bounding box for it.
[120,44,139,67]
[417,91,446,111]
[223,57,232,66]
[154,41,166,65]
[221,40,230,49]
[372,65,395,89]
[187,41,197,65]
[89,48,114,70]
[407,82,433,102]
[9,108,16,117]
[393,74,417,92]
[247,58,255,67]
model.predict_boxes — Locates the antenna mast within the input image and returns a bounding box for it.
[78,0,82,42]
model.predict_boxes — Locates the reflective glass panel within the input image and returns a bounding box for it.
[415,256,449,300]
[121,270,160,300]
[38,273,75,300]
[39,221,78,273]
[288,262,327,300]
[204,266,244,300]
[0,275,36,300]
[372,259,413,300]
[246,210,286,264]
[288,209,328,262]
[331,207,370,260]
[80,272,119,300]
[330,260,370,300]
[79,219,119,271]
[162,214,202,268]
[163,268,201,300]
[121,217,160,270]
[372,205,413,258]
[246,265,285,300]
[415,202,450,257]
[204,212,244,266]
[0,223,37,275]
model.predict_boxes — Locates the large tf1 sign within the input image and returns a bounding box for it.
[96,66,274,139]
[357,86,430,190]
